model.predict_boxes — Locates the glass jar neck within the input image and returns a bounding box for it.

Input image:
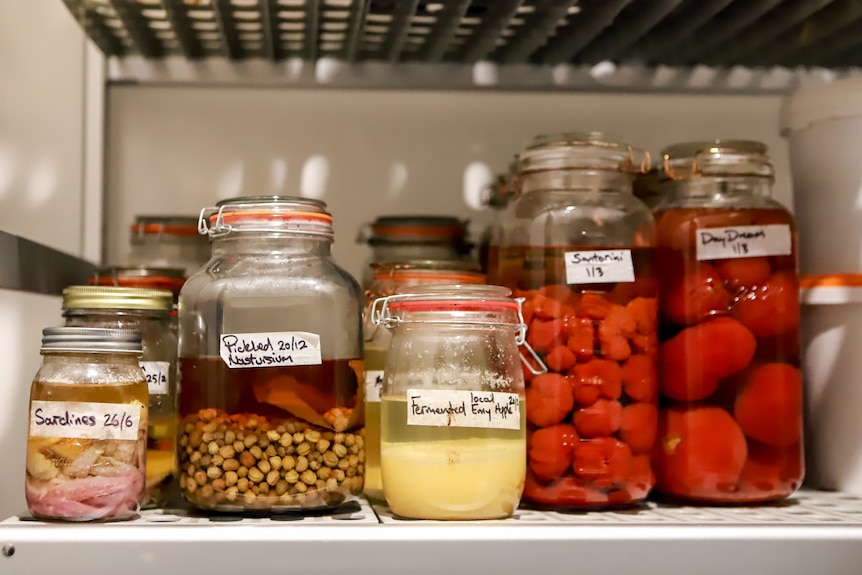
[41,351,142,366]
[211,232,332,257]
[669,175,774,200]
[520,170,635,194]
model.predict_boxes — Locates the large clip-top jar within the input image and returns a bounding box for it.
[372,285,537,520]
[178,196,365,512]
[362,260,485,502]
[26,327,148,522]
[653,141,803,503]
[490,132,658,509]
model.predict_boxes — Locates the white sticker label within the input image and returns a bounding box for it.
[696,225,792,261]
[29,401,142,441]
[406,389,521,430]
[365,370,384,403]
[140,361,170,395]
[219,332,322,369]
[565,249,635,284]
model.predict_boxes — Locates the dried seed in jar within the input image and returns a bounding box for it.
[296,456,309,472]
[305,430,322,444]
[296,442,311,456]
[200,455,212,467]
[190,451,202,464]
[276,446,286,457]
[237,477,249,492]
[212,455,225,467]
[286,421,297,434]
[310,460,321,471]
[225,430,236,444]
[276,480,289,496]
[184,423,195,434]
[265,445,277,458]
[348,454,359,467]
[318,467,331,480]
[238,466,249,478]
[180,436,189,448]
[337,459,350,470]
[345,435,355,447]
[295,481,307,493]
[355,435,364,449]
[243,491,256,505]
[246,418,259,429]
[349,444,360,455]
[259,483,270,496]
[285,470,299,484]
[200,485,215,499]
[323,452,338,468]
[334,433,345,444]
[279,433,292,448]
[202,432,215,443]
[292,432,304,444]
[346,467,356,478]
[317,439,331,453]
[333,444,348,458]
[258,459,271,474]
[266,470,280,486]
[269,456,282,471]
[267,430,280,442]
[223,458,240,472]
[239,451,256,468]
[326,477,338,490]
[225,471,238,487]
[207,466,223,480]
[226,486,239,501]
[248,468,264,483]
[244,434,258,448]
[259,438,270,450]
[212,478,226,492]
[233,440,246,453]
[334,469,345,481]
[282,455,296,471]
[219,445,235,459]
[249,445,263,460]
[194,470,208,486]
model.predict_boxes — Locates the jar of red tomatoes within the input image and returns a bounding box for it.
[491,132,658,509]
[653,140,804,503]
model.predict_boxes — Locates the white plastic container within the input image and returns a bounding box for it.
[800,275,862,494]
[780,78,862,275]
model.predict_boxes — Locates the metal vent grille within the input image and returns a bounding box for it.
[63,0,862,68]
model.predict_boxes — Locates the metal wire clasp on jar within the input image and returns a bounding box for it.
[370,285,545,520]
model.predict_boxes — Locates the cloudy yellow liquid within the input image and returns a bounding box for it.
[381,396,525,520]
[363,348,387,502]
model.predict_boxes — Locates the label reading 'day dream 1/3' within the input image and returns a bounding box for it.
[696,224,792,261]
[29,401,142,441]
[406,389,520,430]
[365,370,384,403]
[140,361,170,395]
[565,250,635,285]
[220,332,322,369]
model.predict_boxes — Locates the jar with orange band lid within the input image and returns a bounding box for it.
[178,196,365,513]
[128,215,211,277]
[362,260,485,501]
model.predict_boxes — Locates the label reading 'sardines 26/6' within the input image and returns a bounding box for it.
[696,225,792,261]
[29,401,143,441]
[219,332,322,368]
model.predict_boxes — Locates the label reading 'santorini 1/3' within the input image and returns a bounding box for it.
[696,224,792,261]
[29,401,142,441]
[564,249,635,285]
[219,332,322,369]
[406,389,521,430]
[365,370,384,403]
[140,361,170,395]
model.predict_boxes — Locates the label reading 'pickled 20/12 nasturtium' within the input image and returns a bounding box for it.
[564,249,635,285]
[29,401,142,441]
[219,332,322,369]
[696,224,792,261]
[406,389,521,430]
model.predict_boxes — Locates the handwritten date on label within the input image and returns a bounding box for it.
[220,332,322,369]
[565,250,635,285]
[696,224,792,261]
[140,361,170,395]
[365,370,384,403]
[406,389,521,430]
[29,401,143,441]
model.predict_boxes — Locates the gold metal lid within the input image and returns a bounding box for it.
[62,285,173,312]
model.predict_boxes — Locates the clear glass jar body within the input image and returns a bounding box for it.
[27,352,149,521]
[128,216,211,277]
[178,197,365,512]
[378,286,526,520]
[490,134,658,509]
[363,262,485,501]
[64,308,178,508]
[653,141,803,503]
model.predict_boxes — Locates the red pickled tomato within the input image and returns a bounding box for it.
[620,403,658,454]
[738,441,803,496]
[628,454,655,494]
[573,399,623,438]
[523,472,609,506]
[659,317,756,402]
[655,406,748,497]
[527,318,565,353]
[622,354,658,402]
[573,358,623,400]
[576,293,615,320]
[732,272,800,338]
[626,297,658,335]
[521,298,536,326]
[545,345,576,372]
[539,284,580,309]
[662,262,732,326]
[573,437,633,486]
[532,294,574,320]
[565,316,595,361]
[600,305,637,339]
[526,373,575,427]
[528,424,579,481]
[569,373,600,406]
[734,363,803,447]
[715,257,772,290]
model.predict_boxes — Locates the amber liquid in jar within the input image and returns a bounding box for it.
[178,357,365,510]
[493,245,657,508]
[653,207,803,503]
[27,379,148,522]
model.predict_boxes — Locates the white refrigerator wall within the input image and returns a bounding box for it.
[105,88,790,281]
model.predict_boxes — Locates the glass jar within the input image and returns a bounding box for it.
[178,196,365,513]
[356,215,473,288]
[62,286,177,508]
[372,285,532,520]
[91,266,187,305]
[129,215,211,277]
[491,132,658,509]
[362,260,485,502]
[26,327,148,522]
[653,140,803,503]
[479,158,519,274]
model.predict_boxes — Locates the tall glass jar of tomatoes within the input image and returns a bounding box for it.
[178,196,365,513]
[653,140,803,503]
[491,133,658,509]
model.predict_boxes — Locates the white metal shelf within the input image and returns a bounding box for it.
[3,490,862,574]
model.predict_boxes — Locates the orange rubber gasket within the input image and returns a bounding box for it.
[130,224,200,237]
[389,299,519,313]
[799,274,862,288]
[214,210,332,224]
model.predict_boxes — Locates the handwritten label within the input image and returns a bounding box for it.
[365,370,384,403]
[140,361,170,395]
[219,332,322,369]
[696,225,792,261]
[406,389,521,430]
[29,401,142,441]
[565,250,635,285]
